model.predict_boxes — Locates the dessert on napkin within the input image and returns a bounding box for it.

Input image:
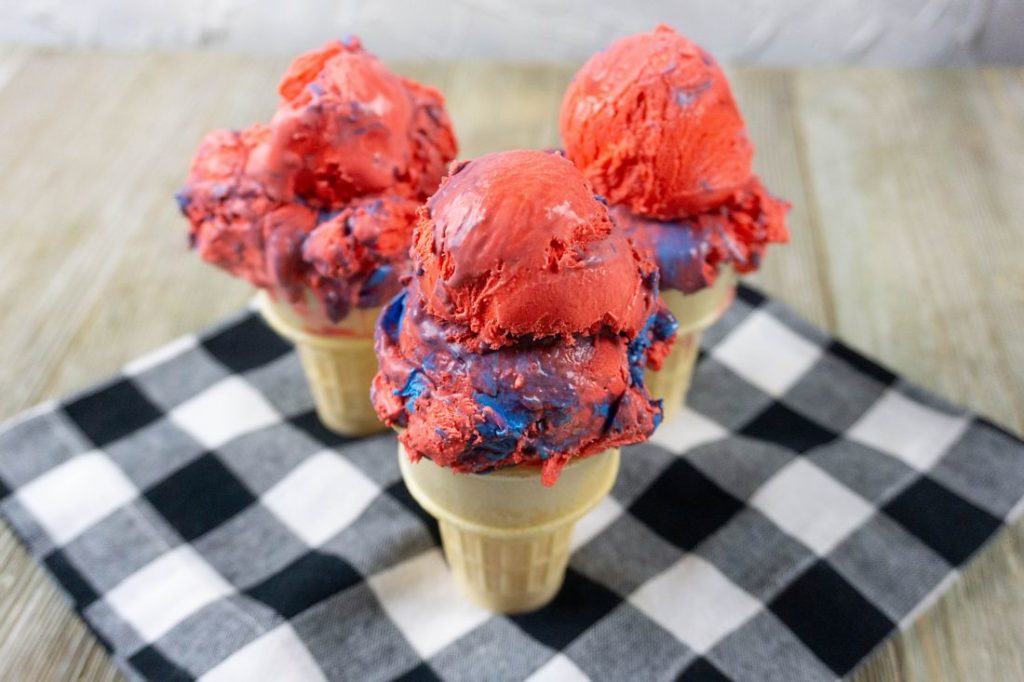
[372,149,676,612]
[178,37,457,434]
[560,24,790,419]
[373,149,676,485]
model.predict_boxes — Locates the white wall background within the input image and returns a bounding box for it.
[1,0,1021,64]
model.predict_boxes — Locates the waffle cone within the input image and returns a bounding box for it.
[258,292,386,436]
[646,268,738,421]
[398,444,620,614]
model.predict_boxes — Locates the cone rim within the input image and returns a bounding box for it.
[663,266,737,334]
[257,291,376,349]
[398,446,620,539]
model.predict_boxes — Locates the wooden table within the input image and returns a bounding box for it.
[0,48,1021,681]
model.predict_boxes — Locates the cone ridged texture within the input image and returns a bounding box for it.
[259,292,386,436]
[398,444,620,614]
[440,519,572,613]
[293,340,383,435]
[646,269,738,421]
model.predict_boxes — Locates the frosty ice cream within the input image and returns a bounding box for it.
[608,185,788,294]
[413,152,660,350]
[257,39,457,207]
[372,150,676,485]
[178,38,457,328]
[177,37,457,436]
[560,24,789,293]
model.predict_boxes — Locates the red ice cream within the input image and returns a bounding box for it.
[560,25,788,293]
[300,195,422,321]
[607,177,789,294]
[415,150,657,350]
[372,150,677,485]
[253,39,457,207]
[178,38,458,328]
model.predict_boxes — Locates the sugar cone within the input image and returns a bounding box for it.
[398,444,620,614]
[258,292,386,436]
[645,268,738,420]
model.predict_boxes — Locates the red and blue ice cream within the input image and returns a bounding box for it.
[372,150,677,485]
[177,38,458,330]
[560,25,789,294]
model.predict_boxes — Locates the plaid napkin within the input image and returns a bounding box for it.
[1,286,1022,682]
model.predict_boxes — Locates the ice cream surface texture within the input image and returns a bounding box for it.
[414,151,659,350]
[373,150,676,485]
[178,38,457,327]
[560,24,788,294]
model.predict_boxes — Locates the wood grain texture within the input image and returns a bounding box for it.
[791,66,1024,682]
[0,50,1021,681]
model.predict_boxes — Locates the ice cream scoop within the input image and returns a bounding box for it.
[255,37,457,208]
[560,24,754,219]
[414,150,658,350]
[178,38,458,327]
[373,150,676,485]
[301,195,422,322]
[178,37,458,436]
[609,176,789,294]
[560,25,790,421]
[179,125,286,291]
[559,24,789,293]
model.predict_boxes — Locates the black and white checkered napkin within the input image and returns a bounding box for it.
[2,286,1023,682]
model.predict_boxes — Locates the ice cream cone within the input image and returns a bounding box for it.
[258,292,386,436]
[645,267,738,420]
[398,443,620,614]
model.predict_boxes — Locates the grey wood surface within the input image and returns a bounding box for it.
[0,49,1021,681]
